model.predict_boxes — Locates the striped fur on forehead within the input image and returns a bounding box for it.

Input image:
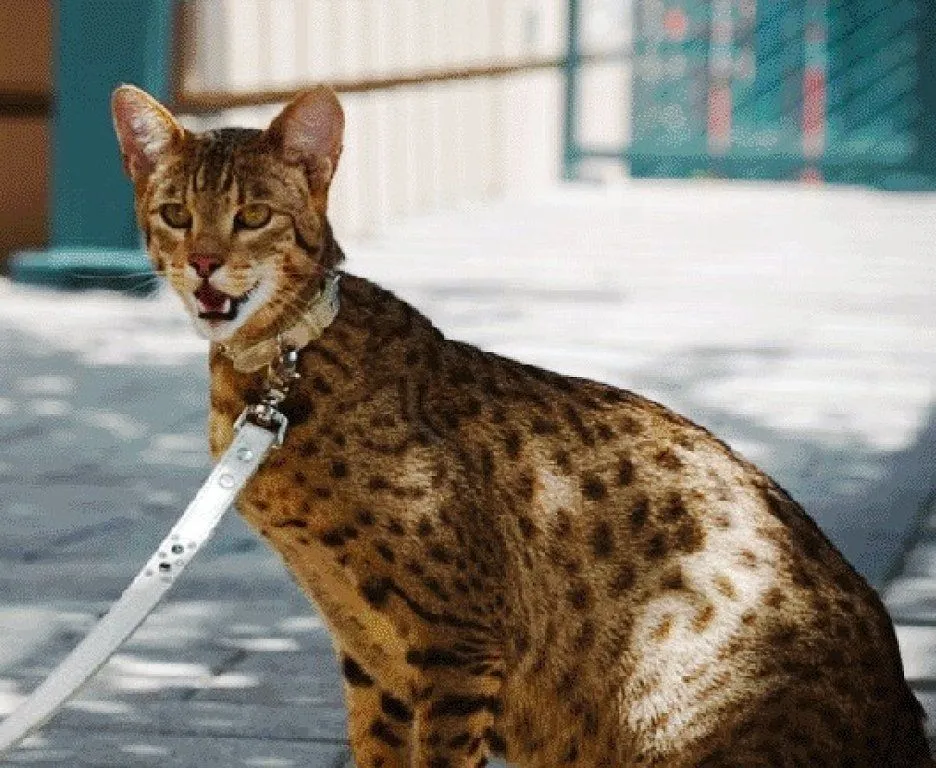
[189,129,261,196]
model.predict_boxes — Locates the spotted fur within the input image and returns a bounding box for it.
[113,85,933,767]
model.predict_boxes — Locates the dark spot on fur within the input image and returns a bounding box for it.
[617,457,635,485]
[273,518,307,529]
[505,430,522,458]
[380,692,413,723]
[440,406,460,429]
[407,648,463,668]
[320,528,347,546]
[417,517,433,537]
[428,695,502,718]
[388,519,405,536]
[330,459,349,478]
[713,574,738,600]
[692,603,715,632]
[356,508,375,526]
[374,541,395,563]
[371,413,396,428]
[281,396,314,427]
[310,375,332,395]
[646,533,667,559]
[429,545,450,564]
[596,423,614,441]
[449,364,475,386]
[362,577,393,608]
[661,566,685,591]
[369,719,403,748]
[662,494,687,521]
[342,656,373,687]
[517,514,537,540]
[674,517,706,553]
[532,417,558,435]
[652,614,674,641]
[424,577,450,602]
[655,447,683,471]
[577,619,596,650]
[484,727,507,754]
[448,732,472,749]
[369,476,391,491]
[567,584,591,610]
[590,520,614,558]
[630,497,649,531]
[582,474,607,501]
[556,669,578,695]
[563,403,594,446]
[764,587,786,609]
[610,562,636,597]
[554,449,572,473]
[620,414,642,435]
[554,508,572,538]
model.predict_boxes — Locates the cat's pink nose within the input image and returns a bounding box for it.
[188,253,222,279]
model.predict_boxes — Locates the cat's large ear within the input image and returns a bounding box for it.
[111,84,184,180]
[267,85,344,184]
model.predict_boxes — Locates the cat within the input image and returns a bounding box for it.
[112,83,933,767]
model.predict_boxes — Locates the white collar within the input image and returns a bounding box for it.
[220,272,341,373]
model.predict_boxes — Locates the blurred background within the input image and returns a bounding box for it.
[1,1,935,765]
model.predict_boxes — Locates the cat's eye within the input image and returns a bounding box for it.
[159,203,192,229]
[235,203,273,230]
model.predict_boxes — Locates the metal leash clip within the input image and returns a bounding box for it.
[234,343,299,446]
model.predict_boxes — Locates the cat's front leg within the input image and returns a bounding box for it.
[411,673,502,768]
[337,651,414,767]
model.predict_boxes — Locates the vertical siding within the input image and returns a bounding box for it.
[178,1,567,240]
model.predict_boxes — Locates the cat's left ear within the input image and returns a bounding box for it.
[111,84,184,180]
[267,85,344,185]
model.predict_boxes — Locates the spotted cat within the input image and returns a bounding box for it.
[112,84,932,767]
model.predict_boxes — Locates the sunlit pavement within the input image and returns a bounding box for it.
[0,180,934,764]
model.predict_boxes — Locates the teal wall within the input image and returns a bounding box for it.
[52,0,174,248]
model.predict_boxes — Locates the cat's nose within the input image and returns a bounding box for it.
[188,252,222,279]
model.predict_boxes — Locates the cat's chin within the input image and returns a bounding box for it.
[184,276,276,342]
[190,315,242,342]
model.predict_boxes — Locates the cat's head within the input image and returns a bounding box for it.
[111,85,344,343]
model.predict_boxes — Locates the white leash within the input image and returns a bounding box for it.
[0,348,300,756]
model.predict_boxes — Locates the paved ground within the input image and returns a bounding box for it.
[0,180,935,765]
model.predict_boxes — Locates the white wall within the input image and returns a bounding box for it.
[179,0,568,241]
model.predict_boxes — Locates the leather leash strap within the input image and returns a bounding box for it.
[0,415,281,754]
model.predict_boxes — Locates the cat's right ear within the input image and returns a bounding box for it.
[267,85,344,186]
[111,85,184,180]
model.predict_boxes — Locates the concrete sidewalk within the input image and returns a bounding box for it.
[0,180,934,764]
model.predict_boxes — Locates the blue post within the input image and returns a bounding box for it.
[562,0,582,181]
[11,0,175,292]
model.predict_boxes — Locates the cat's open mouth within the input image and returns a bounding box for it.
[194,282,253,322]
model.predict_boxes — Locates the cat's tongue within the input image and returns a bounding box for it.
[194,283,232,315]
